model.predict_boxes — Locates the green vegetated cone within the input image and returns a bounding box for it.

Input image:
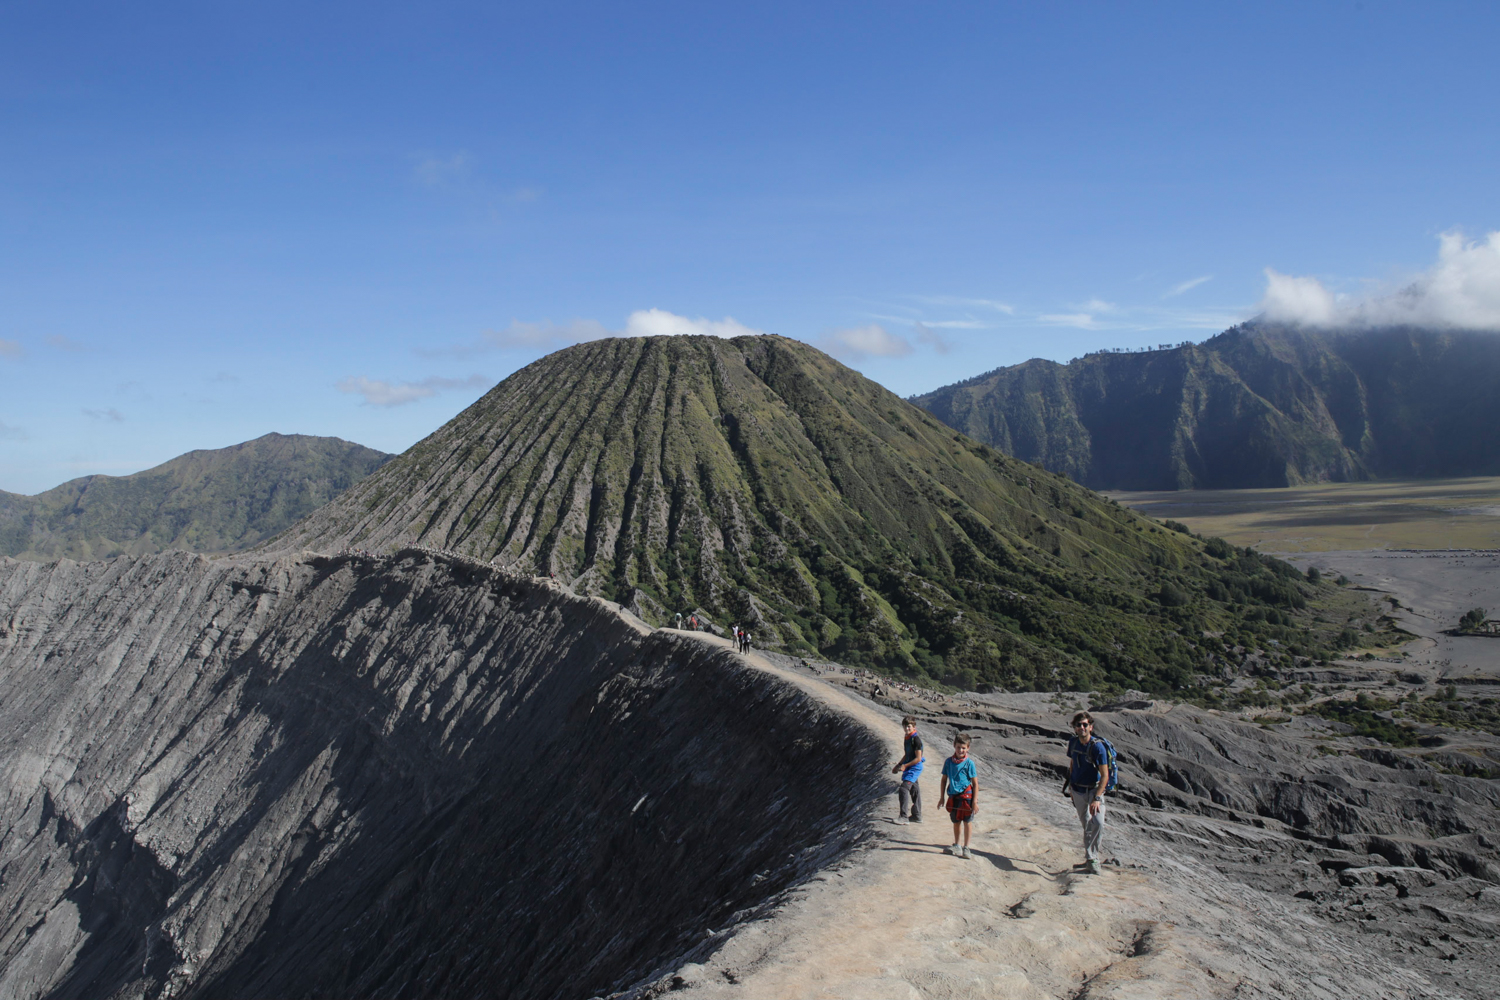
[278,334,1321,694]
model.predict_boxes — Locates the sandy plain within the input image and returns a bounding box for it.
[1109,476,1500,553]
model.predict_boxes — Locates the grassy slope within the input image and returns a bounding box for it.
[0,433,392,560]
[912,323,1500,491]
[281,334,1348,694]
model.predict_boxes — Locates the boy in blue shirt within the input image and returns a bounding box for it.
[1063,711,1109,875]
[937,733,978,859]
[890,716,924,824]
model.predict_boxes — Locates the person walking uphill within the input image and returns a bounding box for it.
[890,716,924,824]
[938,734,977,858]
[1064,711,1110,875]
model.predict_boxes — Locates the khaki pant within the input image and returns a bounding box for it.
[1070,788,1105,860]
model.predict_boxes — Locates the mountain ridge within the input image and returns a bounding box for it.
[0,432,392,560]
[911,322,1500,491]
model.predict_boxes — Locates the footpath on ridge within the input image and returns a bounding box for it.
[636,628,1449,1000]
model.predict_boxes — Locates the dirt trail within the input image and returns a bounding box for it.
[649,631,1449,1000]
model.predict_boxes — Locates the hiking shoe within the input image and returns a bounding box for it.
[894,816,909,825]
[944,844,959,855]
[1085,858,1102,875]
[960,846,972,859]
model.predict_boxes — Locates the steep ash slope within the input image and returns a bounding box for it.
[275,334,1333,694]
[0,551,881,1000]
[0,433,391,561]
[913,323,1500,490]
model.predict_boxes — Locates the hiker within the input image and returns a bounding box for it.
[689,615,698,631]
[890,715,924,824]
[674,612,683,629]
[740,630,751,653]
[1064,710,1109,875]
[937,733,977,858]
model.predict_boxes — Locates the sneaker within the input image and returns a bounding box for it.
[960,846,972,859]
[910,816,922,823]
[944,843,960,855]
[894,816,909,825]
[1085,858,1102,875]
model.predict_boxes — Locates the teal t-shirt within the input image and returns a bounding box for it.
[941,755,975,796]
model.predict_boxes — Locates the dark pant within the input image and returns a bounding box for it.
[899,778,922,820]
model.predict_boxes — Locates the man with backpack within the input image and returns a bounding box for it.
[1063,711,1112,875]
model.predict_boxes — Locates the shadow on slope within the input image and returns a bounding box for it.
[0,551,882,1000]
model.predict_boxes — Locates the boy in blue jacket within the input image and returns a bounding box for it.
[937,733,977,858]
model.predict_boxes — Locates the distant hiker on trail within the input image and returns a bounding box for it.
[689,615,698,631]
[740,630,751,653]
[891,715,924,824]
[675,612,683,629]
[938,733,977,858]
[1064,711,1109,875]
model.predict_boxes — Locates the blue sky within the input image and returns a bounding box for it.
[2,1,1498,493]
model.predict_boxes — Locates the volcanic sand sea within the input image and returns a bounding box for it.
[647,632,1441,1000]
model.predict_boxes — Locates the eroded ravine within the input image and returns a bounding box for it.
[0,550,884,999]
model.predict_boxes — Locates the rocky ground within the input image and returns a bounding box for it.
[5,547,1499,998]
[636,642,1500,999]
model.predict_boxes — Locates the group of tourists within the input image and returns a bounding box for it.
[671,612,752,653]
[890,710,1111,874]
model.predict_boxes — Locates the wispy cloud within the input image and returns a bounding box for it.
[0,420,25,440]
[913,295,1016,315]
[46,335,87,352]
[1261,230,1500,329]
[1164,275,1213,298]
[82,408,124,422]
[338,374,492,408]
[1038,312,1102,330]
[816,324,913,360]
[0,339,22,359]
[413,151,472,187]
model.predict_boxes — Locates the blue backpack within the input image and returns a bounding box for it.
[1094,736,1120,793]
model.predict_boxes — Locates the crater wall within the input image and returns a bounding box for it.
[0,550,883,999]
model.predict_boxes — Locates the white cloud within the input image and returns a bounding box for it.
[0,339,21,358]
[82,408,124,422]
[46,335,87,352]
[1260,230,1500,329]
[620,309,763,339]
[1164,275,1213,298]
[817,324,913,360]
[338,374,491,408]
[431,309,767,357]
[0,420,24,440]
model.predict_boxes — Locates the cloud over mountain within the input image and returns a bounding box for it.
[1262,231,1500,329]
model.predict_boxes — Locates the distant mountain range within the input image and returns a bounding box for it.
[277,334,1340,693]
[0,433,392,560]
[912,323,1500,491]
